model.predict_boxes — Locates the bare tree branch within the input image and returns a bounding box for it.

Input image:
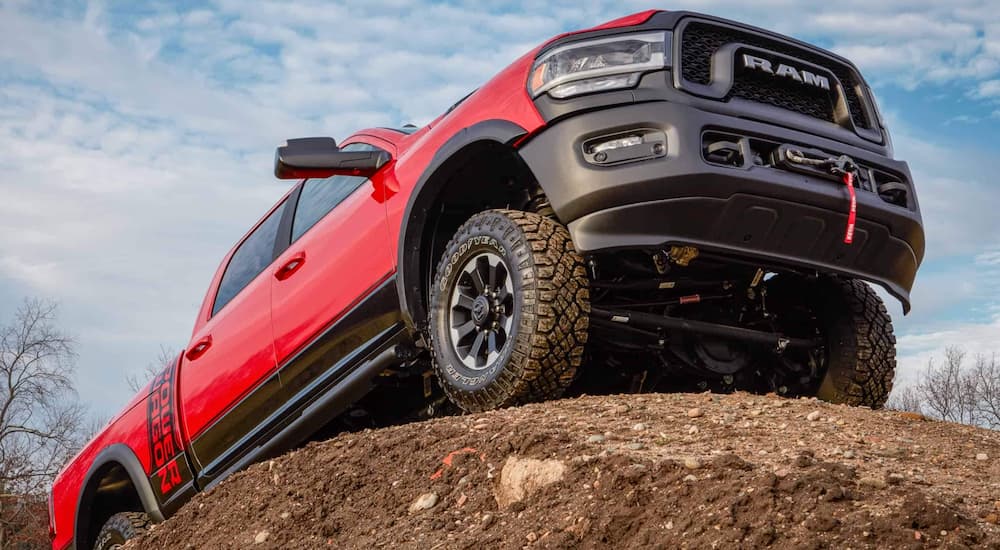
[0,298,87,546]
[893,347,1000,431]
[971,353,1000,429]
[886,384,923,414]
[126,345,175,393]
[916,347,979,425]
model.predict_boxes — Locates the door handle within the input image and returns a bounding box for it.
[274,252,306,281]
[185,335,213,361]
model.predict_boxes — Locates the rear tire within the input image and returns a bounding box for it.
[429,209,590,412]
[94,511,150,550]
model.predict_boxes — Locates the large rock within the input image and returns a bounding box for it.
[408,492,439,513]
[494,456,566,508]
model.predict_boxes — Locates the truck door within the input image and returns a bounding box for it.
[178,198,290,481]
[269,141,397,399]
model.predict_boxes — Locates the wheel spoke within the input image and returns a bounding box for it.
[488,331,498,354]
[453,319,477,340]
[470,262,487,294]
[496,285,509,305]
[495,261,508,290]
[471,331,486,361]
[453,292,476,312]
[488,259,498,292]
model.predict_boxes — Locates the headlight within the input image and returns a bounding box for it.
[529,31,670,99]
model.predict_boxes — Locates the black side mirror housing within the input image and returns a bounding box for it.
[274,137,389,179]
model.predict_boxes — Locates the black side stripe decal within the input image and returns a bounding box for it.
[147,355,194,503]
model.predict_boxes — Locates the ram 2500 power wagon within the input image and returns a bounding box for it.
[50,10,923,549]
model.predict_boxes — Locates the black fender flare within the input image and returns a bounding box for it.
[74,443,163,548]
[396,119,528,333]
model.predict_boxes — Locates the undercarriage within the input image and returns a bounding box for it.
[338,240,896,440]
[581,247,830,397]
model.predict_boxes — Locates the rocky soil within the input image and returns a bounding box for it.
[134,393,1000,549]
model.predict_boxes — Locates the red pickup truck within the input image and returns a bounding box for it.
[50,9,923,549]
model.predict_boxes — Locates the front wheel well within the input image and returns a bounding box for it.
[405,140,551,333]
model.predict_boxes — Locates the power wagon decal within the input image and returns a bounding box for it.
[147,355,194,503]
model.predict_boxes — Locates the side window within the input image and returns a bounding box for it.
[290,142,383,243]
[213,200,287,316]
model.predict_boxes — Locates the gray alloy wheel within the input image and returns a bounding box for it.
[429,209,590,413]
[447,251,516,371]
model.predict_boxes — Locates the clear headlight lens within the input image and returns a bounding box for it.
[529,31,670,99]
[549,73,641,99]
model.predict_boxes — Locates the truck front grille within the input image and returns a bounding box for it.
[679,21,872,131]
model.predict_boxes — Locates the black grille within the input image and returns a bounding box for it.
[680,22,871,130]
[729,67,835,123]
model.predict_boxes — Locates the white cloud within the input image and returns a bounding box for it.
[1,1,999,417]
[977,249,1000,266]
[974,79,1000,98]
[875,110,1000,263]
[890,242,1000,390]
[944,114,982,125]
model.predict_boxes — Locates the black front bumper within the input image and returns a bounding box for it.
[517,101,924,312]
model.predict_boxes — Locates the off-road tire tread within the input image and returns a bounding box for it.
[94,511,150,549]
[818,279,896,408]
[429,209,589,412]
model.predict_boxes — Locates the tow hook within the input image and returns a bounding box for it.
[774,146,859,244]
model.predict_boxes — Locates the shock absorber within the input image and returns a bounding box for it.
[525,184,555,218]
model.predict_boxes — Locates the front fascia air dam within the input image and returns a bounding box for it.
[517,100,923,312]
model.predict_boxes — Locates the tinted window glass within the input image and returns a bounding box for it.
[290,143,382,243]
[213,201,286,316]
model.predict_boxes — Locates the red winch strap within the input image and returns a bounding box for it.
[842,172,857,244]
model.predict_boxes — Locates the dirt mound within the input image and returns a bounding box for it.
[135,393,1000,549]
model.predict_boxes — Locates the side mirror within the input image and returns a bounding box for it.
[274,137,389,180]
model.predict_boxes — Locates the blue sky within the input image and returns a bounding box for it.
[1,0,998,418]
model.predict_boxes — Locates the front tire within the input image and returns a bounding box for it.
[815,278,897,407]
[768,277,896,408]
[94,511,149,550]
[429,209,590,412]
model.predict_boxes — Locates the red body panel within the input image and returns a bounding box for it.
[386,49,546,263]
[271,171,394,365]
[50,401,151,550]
[49,11,658,549]
[180,270,277,457]
[178,192,295,463]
